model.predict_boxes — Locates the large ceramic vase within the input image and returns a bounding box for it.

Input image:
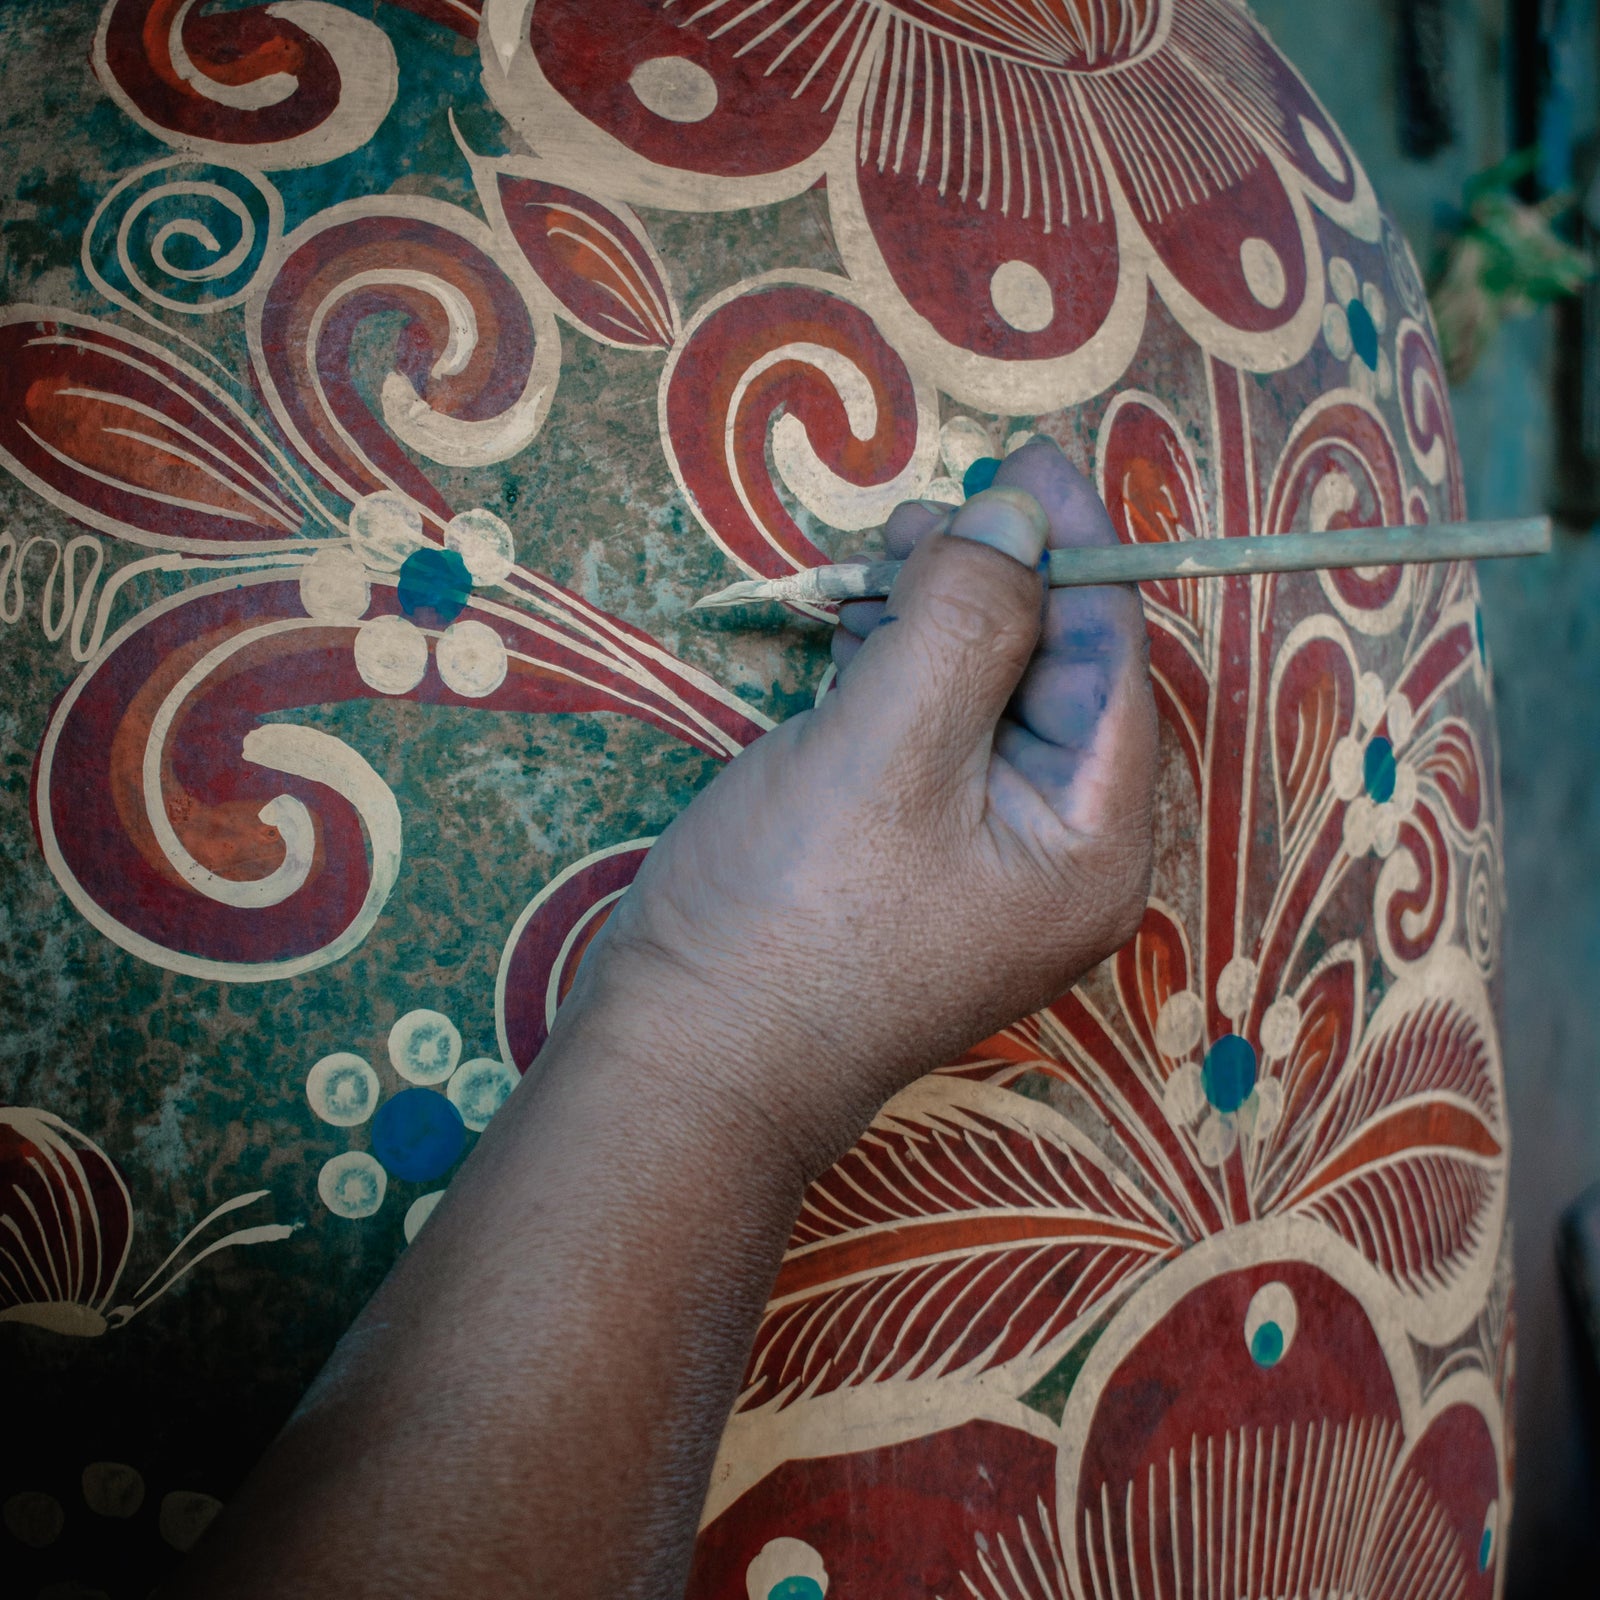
[0,2,1511,1595]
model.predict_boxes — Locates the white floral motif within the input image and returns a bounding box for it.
[923,417,1037,507]
[1158,985,1285,1170]
[1323,256,1393,400]
[1330,669,1418,858]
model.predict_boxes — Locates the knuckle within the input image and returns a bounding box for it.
[921,589,1001,650]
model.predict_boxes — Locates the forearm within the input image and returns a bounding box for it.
[168,996,810,1598]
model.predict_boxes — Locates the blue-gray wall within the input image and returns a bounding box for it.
[1252,1,1600,1590]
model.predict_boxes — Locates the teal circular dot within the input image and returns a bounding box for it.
[1479,1526,1493,1572]
[397,546,471,626]
[1347,296,1380,369]
[769,1582,825,1600]
[1363,735,1397,803]
[1202,1034,1256,1114]
[371,1088,465,1182]
[1250,1321,1285,1367]
[962,456,1002,497]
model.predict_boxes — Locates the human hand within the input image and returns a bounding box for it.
[162,440,1158,1600]
[562,436,1159,1180]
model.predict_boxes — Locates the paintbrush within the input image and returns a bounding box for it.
[692,515,1552,611]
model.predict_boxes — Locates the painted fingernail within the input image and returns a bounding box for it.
[946,487,1049,569]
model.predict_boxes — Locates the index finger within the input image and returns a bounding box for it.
[987,438,1155,824]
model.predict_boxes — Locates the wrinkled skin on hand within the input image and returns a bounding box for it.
[164,439,1160,1600]
[572,438,1159,1180]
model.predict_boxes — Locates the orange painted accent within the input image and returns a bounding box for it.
[1285,1101,1503,1209]
[142,0,189,93]
[25,378,278,531]
[1283,997,1349,1133]
[143,0,309,94]
[107,628,342,886]
[773,1212,1173,1301]
[960,1027,1043,1069]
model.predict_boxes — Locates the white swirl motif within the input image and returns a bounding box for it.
[83,158,284,331]
[0,527,190,660]
[92,0,399,172]
[246,196,561,490]
[36,569,404,983]
[1466,838,1502,980]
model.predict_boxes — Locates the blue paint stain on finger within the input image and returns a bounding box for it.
[397,546,472,626]
[962,456,1002,497]
[371,1088,466,1182]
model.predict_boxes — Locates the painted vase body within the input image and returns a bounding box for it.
[0,1,1509,1594]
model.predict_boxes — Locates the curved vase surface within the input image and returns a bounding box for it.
[0,2,1510,1596]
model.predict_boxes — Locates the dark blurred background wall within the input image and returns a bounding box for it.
[1251,1,1600,1591]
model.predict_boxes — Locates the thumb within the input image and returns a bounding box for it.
[834,487,1050,784]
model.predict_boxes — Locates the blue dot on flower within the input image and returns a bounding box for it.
[371,1088,465,1182]
[1250,1321,1285,1367]
[1363,736,1397,803]
[1202,1034,1257,1114]
[397,546,471,626]
[963,456,1002,497]
[1479,1526,1494,1572]
[1346,296,1380,370]
[769,1582,824,1600]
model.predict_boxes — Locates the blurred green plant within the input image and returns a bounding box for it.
[1431,149,1594,386]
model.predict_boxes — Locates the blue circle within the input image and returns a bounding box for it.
[1346,296,1380,370]
[1250,1321,1285,1367]
[1478,1526,1493,1572]
[371,1088,465,1182]
[1202,1034,1257,1114]
[397,546,472,625]
[769,1582,825,1600]
[962,456,1002,497]
[1363,735,1397,803]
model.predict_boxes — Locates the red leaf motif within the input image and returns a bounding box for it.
[496,175,677,349]
[947,1020,1050,1084]
[1097,393,1211,796]
[1113,900,1195,1072]
[0,310,312,552]
[0,1109,132,1335]
[741,1078,1179,1411]
[1416,717,1484,837]
[1270,626,1358,854]
[1098,393,1212,643]
[1274,951,1506,1335]
[1257,948,1363,1194]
